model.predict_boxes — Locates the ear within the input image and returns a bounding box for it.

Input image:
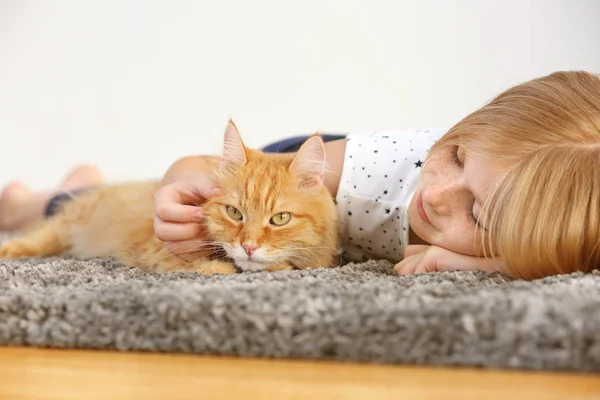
[289,134,326,189]
[222,119,247,167]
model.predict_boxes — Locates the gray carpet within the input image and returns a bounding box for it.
[1,255,600,372]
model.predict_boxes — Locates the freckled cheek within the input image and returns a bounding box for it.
[420,162,460,203]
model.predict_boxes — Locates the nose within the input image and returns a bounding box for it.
[242,243,259,256]
[422,179,468,216]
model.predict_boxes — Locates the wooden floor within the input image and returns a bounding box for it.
[0,347,599,400]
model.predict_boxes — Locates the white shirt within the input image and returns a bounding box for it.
[335,129,446,262]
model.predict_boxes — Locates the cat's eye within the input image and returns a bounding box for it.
[225,205,243,221]
[270,212,291,226]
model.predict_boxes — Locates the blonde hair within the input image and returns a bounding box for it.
[429,71,600,279]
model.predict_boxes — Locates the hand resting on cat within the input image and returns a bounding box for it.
[0,122,341,274]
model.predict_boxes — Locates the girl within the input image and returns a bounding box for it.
[2,70,599,280]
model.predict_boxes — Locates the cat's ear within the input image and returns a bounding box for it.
[289,134,326,189]
[222,119,247,167]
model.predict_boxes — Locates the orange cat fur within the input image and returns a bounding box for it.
[0,122,340,274]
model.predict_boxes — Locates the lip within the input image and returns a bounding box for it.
[417,192,432,225]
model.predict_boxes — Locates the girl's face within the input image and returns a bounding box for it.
[408,145,504,256]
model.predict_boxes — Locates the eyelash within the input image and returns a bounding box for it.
[450,145,463,167]
[451,146,480,228]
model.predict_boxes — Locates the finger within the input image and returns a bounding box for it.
[175,177,222,202]
[436,255,506,274]
[403,245,430,258]
[394,252,426,275]
[395,261,416,275]
[155,178,221,209]
[425,247,506,274]
[155,201,203,223]
[154,219,202,242]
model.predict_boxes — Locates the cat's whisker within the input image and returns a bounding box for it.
[287,257,312,270]
[285,254,314,269]
[148,243,220,266]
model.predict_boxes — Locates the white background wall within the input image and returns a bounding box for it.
[0,0,598,190]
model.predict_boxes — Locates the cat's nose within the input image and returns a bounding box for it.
[242,243,259,256]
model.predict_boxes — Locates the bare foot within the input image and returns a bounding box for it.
[0,164,105,232]
[0,182,31,231]
[60,164,104,191]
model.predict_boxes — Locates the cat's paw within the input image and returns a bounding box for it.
[194,260,237,275]
[0,240,35,258]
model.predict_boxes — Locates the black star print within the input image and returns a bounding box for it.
[392,141,396,144]
[383,190,388,195]
[365,210,370,214]
[374,150,378,153]
[385,208,391,214]
[384,174,388,178]
[348,211,352,216]
[414,160,423,168]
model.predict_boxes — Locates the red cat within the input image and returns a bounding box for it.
[0,122,340,274]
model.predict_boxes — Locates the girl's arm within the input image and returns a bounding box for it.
[395,245,507,276]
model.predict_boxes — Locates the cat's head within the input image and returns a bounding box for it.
[203,120,339,272]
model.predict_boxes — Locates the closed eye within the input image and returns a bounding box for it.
[452,146,486,231]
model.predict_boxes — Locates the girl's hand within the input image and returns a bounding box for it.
[153,173,222,261]
[394,245,506,276]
